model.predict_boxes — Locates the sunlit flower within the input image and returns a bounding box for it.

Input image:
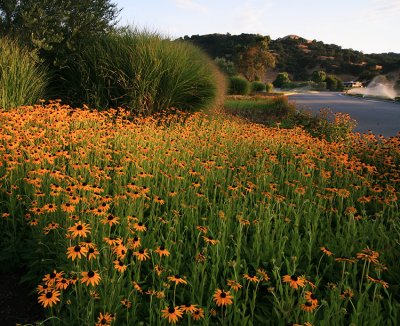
[168,275,187,285]
[192,307,205,320]
[161,306,183,324]
[67,245,88,261]
[134,249,150,261]
[81,270,101,286]
[68,221,91,238]
[213,289,233,306]
[114,259,127,273]
[282,275,306,289]
[155,245,170,257]
[38,289,61,308]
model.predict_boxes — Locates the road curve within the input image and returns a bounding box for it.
[288,92,400,137]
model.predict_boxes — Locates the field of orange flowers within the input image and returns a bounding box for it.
[0,102,399,325]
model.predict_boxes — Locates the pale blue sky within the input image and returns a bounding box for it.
[115,0,399,53]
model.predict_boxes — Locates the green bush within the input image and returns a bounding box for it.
[265,82,274,93]
[0,37,47,109]
[60,29,220,114]
[273,72,291,88]
[251,81,266,92]
[228,76,250,95]
[326,75,344,91]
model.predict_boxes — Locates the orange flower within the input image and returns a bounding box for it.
[213,289,233,306]
[101,214,120,226]
[227,279,242,291]
[68,221,91,238]
[38,289,61,308]
[192,307,205,320]
[67,245,88,261]
[168,274,187,285]
[134,249,150,261]
[114,259,127,273]
[155,245,170,257]
[81,270,101,286]
[161,306,183,324]
[282,275,306,289]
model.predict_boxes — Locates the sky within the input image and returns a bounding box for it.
[115,0,399,54]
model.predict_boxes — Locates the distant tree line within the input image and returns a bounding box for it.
[182,33,400,83]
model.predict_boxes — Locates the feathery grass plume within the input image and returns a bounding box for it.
[0,37,47,109]
[61,28,221,115]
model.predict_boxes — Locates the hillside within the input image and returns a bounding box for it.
[181,33,400,82]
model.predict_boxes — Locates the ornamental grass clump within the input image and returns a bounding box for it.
[61,29,222,115]
[0,37,47,109]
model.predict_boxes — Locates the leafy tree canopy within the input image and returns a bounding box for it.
[0,0,120,64]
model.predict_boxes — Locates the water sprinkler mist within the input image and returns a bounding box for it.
[348,75,399,99]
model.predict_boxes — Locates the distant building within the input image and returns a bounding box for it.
[343,81,363,88]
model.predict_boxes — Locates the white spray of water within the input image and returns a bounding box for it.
[348,75,399,99]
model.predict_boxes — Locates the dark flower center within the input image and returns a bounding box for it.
[139,249,144,254]
[160,245,165,250]
[119,261,124,266]
[101,319,107,324]
[138,222,143,226]
[89,248,95,253]
[48,205,54,208]
[108,215,114,220]
[46,292,53,298]
[50,272,56,279]
[168,307,175,313]
[134,237,139,241]
[311,294,317,300]
[74,245,81,252]
[220,292,227,298]
[77,225,83,230]
[291,275,298,281]
[175,274,180,279]
[88,271,95,277]
[305,302,312,307]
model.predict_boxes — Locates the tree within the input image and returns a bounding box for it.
[234,36,275,81]
[0,0,120,65]
[273,72,291,88]
[214,57,237,76]
[311,70,326,83]
[326,75,344,91]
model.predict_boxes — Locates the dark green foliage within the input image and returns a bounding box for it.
[214,57,237,76]
[326,75,344,91]
[229,76,250,95]
[183,33,400,82]
[251,81,266,92]
[312,70,327,83]
[0,0,120,66]
[273,72,291,88]
[265,82,274,93]
[59,30,220,114]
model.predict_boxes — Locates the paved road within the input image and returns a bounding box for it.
[288,92,400,137]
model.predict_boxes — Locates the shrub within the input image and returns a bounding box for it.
[265,82,274,93]
[0,37,47,109]
[60,29,221,115]
[311,70,326,83]
[228,76,250,95]
[326,75,344,91]
[273,72,291,88]
[251,81,266,92]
